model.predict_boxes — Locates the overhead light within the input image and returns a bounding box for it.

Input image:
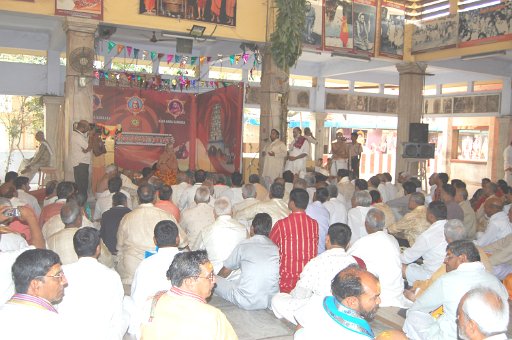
[331,52,371,62]
[461,50,506,60]
[458,0,501,12]
[189,25,206,38]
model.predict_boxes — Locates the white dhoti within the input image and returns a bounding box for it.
[405,263,433,286]
[271,293,309,325]
[403,310,441,340]
[330,159,348,176]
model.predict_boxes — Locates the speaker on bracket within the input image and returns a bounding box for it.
[176,38,193,54]
[409,123,429,143]
[402,143,435,159]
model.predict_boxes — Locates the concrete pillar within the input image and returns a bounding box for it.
[395,62,427,179]
[313,77,326,162]
[315,113,327,162]
[46,50,62,96]
[62,17,98,181]
[42,96,65,180]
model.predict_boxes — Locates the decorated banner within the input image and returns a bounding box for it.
[379,1,405,59]
[412,14,458,53]
[352,0,377,54]
[55,0,103,20]
[459,1,512,48]
[302,0,323,51]
[195,85,244,174]
[324,0,353,51]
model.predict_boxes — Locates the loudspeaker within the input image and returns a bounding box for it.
[176,38,193,54]
[402,143,435,159]
[409,123,429,143]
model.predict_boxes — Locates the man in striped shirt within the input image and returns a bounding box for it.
[270,188,319,293]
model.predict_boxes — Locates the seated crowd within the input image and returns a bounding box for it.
[0,167,510,340]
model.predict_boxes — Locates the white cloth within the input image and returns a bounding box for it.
[42,213,94,242]
[348,231,411,308]
[180,202,215,250]
[43,196,58,207]
[294,295,370,340]
[171,181,191,206]
[403,262,508,340]
[56,257,125,340]
[271,248,356,324]
[235,198,290,229]
[262,139,288,181]
[221,187,244,206]
[305,201,330,254]
[0,246,34,305]
[214,235,279,310]
[330,159,348,176]
[401,220,448,284]
[323,198,348,225]
[16,189,41,217]
[475,211,512,247]
[179,183,203,211]
[284,138,310,175]
[0,232,28,252]
[347,206,372,244]
[93,189,133,221]
[213,184,230,199]
[377,183,390,202]
[194,215,247,274]
[232,197,259,216]
[70,130,90,167]
[504,144,512,186]
[385,182,397,201]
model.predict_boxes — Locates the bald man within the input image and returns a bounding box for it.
[19,131,53,181]
[71,120,92,196]
[476,197,511,247]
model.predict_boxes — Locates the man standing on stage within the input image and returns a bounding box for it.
[71,120,92,196]
[284,127,310,176]
[349,131,363,179]
[262,129,288,181]
[330,129,350,176]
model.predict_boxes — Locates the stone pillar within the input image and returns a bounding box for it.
[395,62,427,179]
[62,17,98,181]
[315,113,327,162]
[42,96,65,180]
[313,77,326,162]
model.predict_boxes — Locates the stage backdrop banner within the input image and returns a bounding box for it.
[195,84,244,174]
[93,86,193,171]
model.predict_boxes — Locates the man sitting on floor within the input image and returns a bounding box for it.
[388,192,430,246]
[180,186,215,250]
[214,212,279,310]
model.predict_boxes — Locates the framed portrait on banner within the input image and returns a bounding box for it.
[352,0,377,55]
[55,0,103,20]
[379,1,405,59]
[301,0,323,51]
[324,0,354,51]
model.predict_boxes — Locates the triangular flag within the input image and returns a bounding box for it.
[142,50,149,60]
[175,55,181,63]
[229,55,235,65]
[242,53,249,64]
[207,57,212,63]
[235,55,241,64]
[134,48,140,59]
[191,57,197,65]
[157,53,164,60]
[200,56,206,65]
[150,51,157,60]
[117,44,124,55]
[126,46,133,57]
[107,41,116,53]
[167,54,174,64]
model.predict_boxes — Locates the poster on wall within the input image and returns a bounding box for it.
[379,1,405,58]
[458,1,512,48]
[93,86,193,171]
[55,0,103,20]
[352,0,377,54]
[411,14,458,53]
[195,85,244,174]
[302,0,323,50]
[140,0,237,26]
[324,0,353,51]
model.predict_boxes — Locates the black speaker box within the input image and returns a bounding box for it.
[402,143,435,159]
[409,123,429,143]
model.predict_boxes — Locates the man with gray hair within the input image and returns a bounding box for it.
[347,190,373,243]
[323,184,348,225]
[46,201,83,265]
[194,197,247,274]
[303,172,316,204]
[349,208,411,308]
[180,186,215,250]
[232,184,259,215]
[457,287,509,340]
[388,192,430,246]
[455,186,477,240]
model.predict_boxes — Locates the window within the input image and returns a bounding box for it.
[442,83,468,94]
[354,81,380,94]
[384,84,399,95]
[473,80,503,92]
[423,85,437,96]
[325,79,350,89]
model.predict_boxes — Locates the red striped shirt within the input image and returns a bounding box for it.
[270,211,319,293]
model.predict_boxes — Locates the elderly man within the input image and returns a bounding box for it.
[401,201,448,285]
[394,171,411,198]
[116,184,188,285]
[71,120,92,196]
[272,223,356,324]
[388,192,430,245]
[19,131,53,181]
[232,183,259,215]
[294,265,381,339]
[330,129,350,176]
[223,172,244,206]
[323,184,348,225]
[0,249,70,339]
[483,209,512,280]
[349,209,411,308]
[441,183,464,221]
[180,186,215,250]
[270,188,319,293]
[348,190,373,243]
[403,240,508,340]
[179,169,207,210]
[215,213,279,310]
[14,176,41,217]
[476,197,512,247]
[248,174,269,201]
[387,181,417,220]
[457,287,510,340]
[306,187,330,254]
[194,197,247,274]
[171,172,190,205]
[284,127,310,176]
[94,176,132,221]
[39,181,75,227]
[455,187,477,240]
[56,227,125,340]
[140,251,237,340]
[262,129,288,181]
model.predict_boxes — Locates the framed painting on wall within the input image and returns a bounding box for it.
[55,0,103,20]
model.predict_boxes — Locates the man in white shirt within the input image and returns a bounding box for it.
[180,186,215,250]
[323,184,348,225]
[504,140,512,186]
[70,120,91,196]
[403,240,508,340]
[476,197,512,247]
[348,190,373,244]
[94,176,132,221]
[194,197,247,274]
[232,183,259,215]
[284,127,310,176]
[305,187,330,254]
[348,208,411,308]
[179,169,206,211]
[171,172,190,205]
[222,172,244,206]
[272,223,356,324]
[214,213,279,310]
[14,176,41,217]
[401,201,448,285]
[56,227,125,340]
[128,220,181,336]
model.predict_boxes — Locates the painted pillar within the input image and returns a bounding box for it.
[42,96,65,180]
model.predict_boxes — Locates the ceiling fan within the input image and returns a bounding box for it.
[145,31,175,43]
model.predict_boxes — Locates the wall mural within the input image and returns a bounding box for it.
[379,1,405,58]
[325,92,397,114]
[55,0,103,20]
[302,0,324,50]
[140,0,237,26]
[423,94,500,114]
[412,14,458,53]
[324,0,354,51]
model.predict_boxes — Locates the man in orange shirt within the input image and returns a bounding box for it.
[154,185,180,224]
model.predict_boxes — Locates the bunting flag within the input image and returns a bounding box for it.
[167,54,174,64]
[229,55,235,65]
[157,53,164,60]
[142,50,149,60]
[175,55,181,63]
[126,46,133,57]
[134,48,140,59]
[235,55,241,64]
[207,57,212,63]
[107,41,116,53]
[200,56,206,65]
[117,44,124,55]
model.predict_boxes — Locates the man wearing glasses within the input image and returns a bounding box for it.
[0,249,70,339]
[141,250,237,340]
